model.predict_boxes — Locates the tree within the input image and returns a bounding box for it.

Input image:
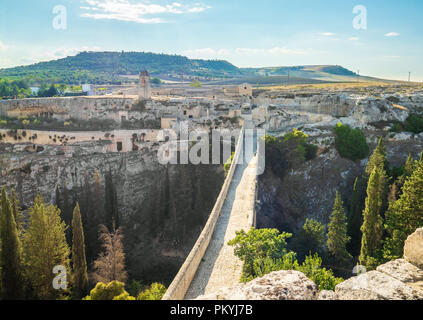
[359,167,386,269]
[326,192,352,266]
[0,188,24,299]
[23,195,70,300]
[91,225,128,284]
[334,123,369,161]
[137,283,167,300]
[10,189,23,235]
[71,202,88,299]
[83,281,134,300]
[347,177,366,257]
[365,137,388,176]
[291,218,325,262]
[384,159,423,260]
[228,228,292,281]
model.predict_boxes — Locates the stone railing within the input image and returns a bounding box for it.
[162,127,245,300]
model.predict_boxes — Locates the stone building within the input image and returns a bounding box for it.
[139,70,152,100]
[224,83,253,97]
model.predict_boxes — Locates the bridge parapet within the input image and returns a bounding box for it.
[162,127,245,300]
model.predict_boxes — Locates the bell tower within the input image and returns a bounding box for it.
[138,70,151,99]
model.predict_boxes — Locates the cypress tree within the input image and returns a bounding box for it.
[384,159,423,260]
[0,188,24,299]
[359,167,386,269]
[365,137,388,176]
[347,177,366,257]
[71,202,88,299]
[10,189,23,235]
[327,192,352,266]
[23,195,70,300]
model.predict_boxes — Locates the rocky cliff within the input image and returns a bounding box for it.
[194,228,423,300]
[0,143,225,285]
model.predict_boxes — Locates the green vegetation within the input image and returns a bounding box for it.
[0,79,31,99]
[404,114,423,134]
[326,192,352,267]
[190,80,202,88]
[290,218,325,262]
[383,159,423,260]
[0,187,163,300]
[224,152,235,176]
[263,130,318,177]
[228,228,343,290]
[71,203,89,299]
[83,281,134,300]
[359,167,386,269]
[137,282,167,300]
[0,188,24,299]
[0,51,241,85]
[22,195,70,300]
[334,123,369,161]
[347,177,366,257]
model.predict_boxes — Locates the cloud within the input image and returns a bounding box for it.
[385,32,400,37]
[320,32,336,36]
[0,45,102,68]
[0,41,7,52]
[349,37,359,41]
[182,47,312,59]
[80,0,210,24]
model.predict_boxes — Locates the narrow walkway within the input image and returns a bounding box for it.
[185,132,257,299]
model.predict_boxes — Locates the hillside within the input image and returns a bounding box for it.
[0,51,242,85]
[0,51,382,85]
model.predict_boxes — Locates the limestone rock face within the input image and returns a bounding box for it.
[335,271,423,300]
[195,270,319,300]
[404,228,423,269]
[376,259,423,283]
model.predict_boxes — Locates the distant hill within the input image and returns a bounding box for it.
[0,51,382,85]
[0,51,242,85]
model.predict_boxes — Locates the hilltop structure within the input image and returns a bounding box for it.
[139,70,152,100]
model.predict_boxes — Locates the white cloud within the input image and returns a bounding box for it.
[385,32,400,37]
[0,45,102,68]
[0,41,7,52]
[349,37,359,41]
[320,32,336,36]
[182,47,312,60]
[80,0,210,24]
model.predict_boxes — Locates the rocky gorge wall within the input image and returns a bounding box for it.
[0,144,225,285]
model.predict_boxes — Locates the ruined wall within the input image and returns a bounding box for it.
[0,96,137,120]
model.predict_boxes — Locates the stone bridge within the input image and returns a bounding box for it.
[162,123,263,300]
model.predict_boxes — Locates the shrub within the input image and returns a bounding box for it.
[228,228,292,281]
[137,283,167,300]
[404,114,423,134]
[83,281,135,300]
[235,236,343,290]
[334,123,369,161]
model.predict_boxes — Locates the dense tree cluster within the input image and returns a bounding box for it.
[0,179,162,300]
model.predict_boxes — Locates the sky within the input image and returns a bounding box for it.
[0,0,422,81]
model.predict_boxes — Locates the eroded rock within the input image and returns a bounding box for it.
[194,270,319,300]
[404,228,423,269]
[335,271,423,300]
